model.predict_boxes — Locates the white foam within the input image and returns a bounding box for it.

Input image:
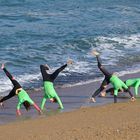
[60,67,140,88]
[49,61,94,76]
[0,64,139,95]
[26,11,70,19]
[66,61,93,74]
[116,67,140,77]
[17,72,41,84]
[96,34,140,50]
[0,72,41,95]
[88,34,140,66]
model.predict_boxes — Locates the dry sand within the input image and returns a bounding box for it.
[0,100,140,140]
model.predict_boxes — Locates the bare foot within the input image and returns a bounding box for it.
[91,97,96,103]
[91,50,100,56]
[131,97,136,102]
[67,59,73,65]
[1,64,5,69]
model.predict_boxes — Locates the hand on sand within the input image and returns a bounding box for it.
[91,50,100,56]
[1,64,5,70]
[67,59,73,65]
[38,110,43,115]
[58,107,63,109]
[16,110,22,116]
[131,97,136,102]
[100,92,106,97]
[91,97,96,103]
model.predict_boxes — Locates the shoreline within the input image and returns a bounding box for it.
[0,71,139,139]
[0,71,139,125]
[0,101,140,140]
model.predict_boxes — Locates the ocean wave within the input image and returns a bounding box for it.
[0,72,41,95]
[60,67,140,88]
[95,33,140,48]
[0,62,140,95]
[111,5,140,16]
[90,34,140,62]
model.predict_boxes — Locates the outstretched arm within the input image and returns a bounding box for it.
[33,103,42,115]
[16,102,22,116]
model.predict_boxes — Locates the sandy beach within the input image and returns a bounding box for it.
[0,101,140,140]
[0,0,140,139]
[0,72,139,140]
[0,72,139,124]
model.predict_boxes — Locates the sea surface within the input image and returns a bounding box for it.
[0,0,140,95]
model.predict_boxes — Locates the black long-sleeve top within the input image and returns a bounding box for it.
[40,64,67,82]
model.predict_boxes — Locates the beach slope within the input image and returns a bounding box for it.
[0,101,140,140]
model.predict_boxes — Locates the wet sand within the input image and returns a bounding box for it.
[0,72,139,139]
[0,72,139,124]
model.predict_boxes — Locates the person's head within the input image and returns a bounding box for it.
[50,98,57,103]
[23,101,31,111]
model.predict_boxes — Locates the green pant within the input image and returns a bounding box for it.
[125,78,140,96]
[17,89,34,110]
[41,81,64,110]
[110,75,128,96]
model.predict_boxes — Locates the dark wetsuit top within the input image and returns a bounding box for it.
[0,68,22,103]
[40,64,67,82]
